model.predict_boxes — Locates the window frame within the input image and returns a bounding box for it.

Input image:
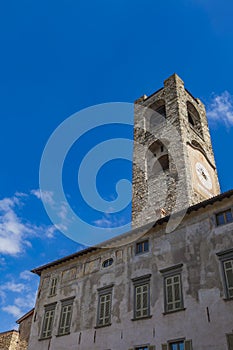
[57,297,75,336]
[162,339,192,350]
[169,340,184,350]
[217,248,233,300]
[40,302,57,340]
[215,208,233,227]
[160,264,185,314]
[135,239,149,255]
[102,258,114,268]
[226,333,233,350]
[132,274,151,320]
[48,276,58,297]
[96,284,113,328]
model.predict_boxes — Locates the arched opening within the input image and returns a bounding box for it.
[150,99,166,129]
[147,140,169,177]
[187,101,203,137]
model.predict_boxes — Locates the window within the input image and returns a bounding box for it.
[132,274,151,320]
[49,277,58,296]
[102,258,114,268]
[170,341,184,350]
[136,240,149,255]
[162,340,192,350]
[160,264,184,313]
[96,285,113,327]
[224,260,233,298]
[217,248,233,299]
[58,298,74,336]
[129,346,155,350]
[186,101,203,137]
[149,100,166,128]
[41,303,56,339]
[216,209,233,226]
[227,333,233,350]
[147,140,169,177]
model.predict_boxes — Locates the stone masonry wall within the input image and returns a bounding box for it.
[132,74,220,229]
[0,331,19,350]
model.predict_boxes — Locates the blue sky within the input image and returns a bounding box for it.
[0,0,233,332]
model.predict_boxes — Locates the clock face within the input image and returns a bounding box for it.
[195,162,213,190]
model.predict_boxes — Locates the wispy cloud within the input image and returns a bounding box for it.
[93,211,128,229]
[207,91,233,127]
[31,189,70,233]
[1,282,27,293]
[0,191,58,255]
[31,189,54,205]
[0,195,33,255]
[1,279,37,320]
[2,305,22,318]
[19,270,32,281]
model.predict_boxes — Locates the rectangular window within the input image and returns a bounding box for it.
[58,298,74,335]
[135,284,149,318]
[49,277,58,296]
[162,340,192,350]
[223,259,233,298]
[41,303,56,339]
[227,333,233,350]
[160,264,184,313]
[169,341,184,350]
[165,274,182,312]
[96,285,113,327]
[136,240,149,255]
[216,209,233,226]
[217,249,233,300]
[132,274,151,320]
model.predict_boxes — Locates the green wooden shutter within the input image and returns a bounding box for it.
[184,339,193,350]
[162,344,168,350]
[149,346,156,350]
[128,348,134,350]
[227,334,233,350]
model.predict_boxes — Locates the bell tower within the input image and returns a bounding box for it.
[132,74,220,229]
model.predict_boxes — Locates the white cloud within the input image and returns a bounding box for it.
[93,212,128,228]
[1,280,37,321]
[1,282,27,293]
[2,305,22,318]
[31,189,54,205]
[14,292,36,310]
[0,191,58,255]
[207,91,233,127]
[0,195,33,255]
[19,270,32,281]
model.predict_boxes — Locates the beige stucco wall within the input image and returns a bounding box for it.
[28,196,233,350]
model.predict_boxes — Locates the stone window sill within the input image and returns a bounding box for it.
[56,332,70,337]
[95,323,111,329]
[163,307,186,315]
[223,297,233,302]
[39,336,52,341]
[131,315,152,321]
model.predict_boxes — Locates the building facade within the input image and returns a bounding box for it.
[0,308,33,350]
[28,75,233,350]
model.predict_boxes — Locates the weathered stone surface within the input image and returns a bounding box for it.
[132,73,220,229]
[0,330,19,350]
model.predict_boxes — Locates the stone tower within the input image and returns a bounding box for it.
[132,73,220,229]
